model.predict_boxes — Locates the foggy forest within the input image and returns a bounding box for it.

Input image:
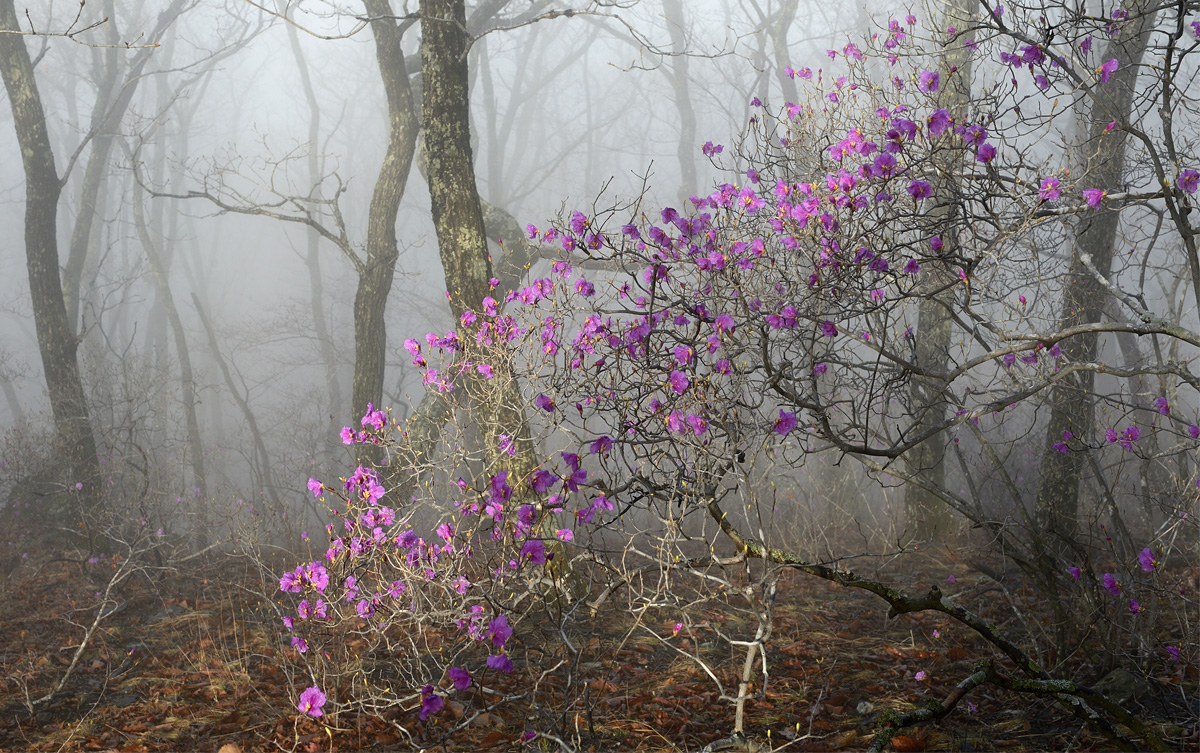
[0,0,1197,751]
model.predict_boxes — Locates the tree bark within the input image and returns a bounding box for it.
[420,0,536,481]
[61,0,187,335]
[1035,6,1155,540]
[285,15,346,449]
[130,172,207,540]
[661,0,697,206]
[901,0,975,541]
[0,0,100,507]
[356,0,420,419]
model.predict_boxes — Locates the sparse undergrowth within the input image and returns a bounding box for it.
[0,542,1194,752]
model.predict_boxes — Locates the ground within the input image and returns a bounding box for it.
[0,544,1194,752]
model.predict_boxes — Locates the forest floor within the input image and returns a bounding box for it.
[0,543,1195,753]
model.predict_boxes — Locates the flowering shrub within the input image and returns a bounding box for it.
[278,6,1200,748]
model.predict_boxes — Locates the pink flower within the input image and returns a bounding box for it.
[447,667,472,690]
[1102,572,1121,596]
[775,410,798,436]
[1138,547,1157,572]
[1179,169,1200,194]
[1038,176,1062,201]
[298,686,326,717]
[1097,58,1119,82]
[1083,188,1106,208]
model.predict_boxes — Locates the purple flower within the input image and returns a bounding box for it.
[1166,645,1180,661]
[1179,169,1200,194]
[575,279,595,297]
[298,686,326,717]
[813,363,827,375]
[521,539,547,565]
[1154,397,1170,415]
[1129,599,1143,614]
[279,568,303,593]
[489,615,513,648]
[361,402,386,430]
[448,667,472,690]
[903,258,921,274]
[487,653,514,673]
[590,435,612,455]
[907,180,933,200]
[1098,58,1119,83]
[1138,547,1157,572]
[975,143,997,163]
[419,686,444,721]
[536,393,557,412]
[307,477,323,498]
[1069,566,1082,581]
[1039,176,1062,201]
[291,636,309,653]
[1102,572,1121,597]
[927,109,951,136]
[775,410,798,436]
[668,370,690,394]
[1083,188,1106,208]
[1188,424,1199,439]
[915,670,927,681]
[918,70,940,93]
[820,319,838,337]
[702,141,724,157]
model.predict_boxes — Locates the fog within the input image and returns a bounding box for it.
[0,0,867,508]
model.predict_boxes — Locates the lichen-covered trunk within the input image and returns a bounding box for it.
[901,0,974,541]
[420,0,536,483]
[355,0,419,421]
[0,0,100,509]
[1035,8,1155,541]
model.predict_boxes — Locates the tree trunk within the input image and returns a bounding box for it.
[661,0,697,206]
[356,0,420,419]
[901,0,975,541]
[62,0,187,335]
[130,173,207,542]
[420,0,536,481]
[0,0,100,508]
[1035,6,1155,541]
[285,16,345,451]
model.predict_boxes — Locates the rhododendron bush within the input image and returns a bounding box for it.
[277,5,1199,750]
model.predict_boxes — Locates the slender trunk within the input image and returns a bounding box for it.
[192,293,281,509]
[285,17,345,447]
[1035,7,1155,540]
[769,0,799,105]
[0,0,100,508]
[661,0,697,205]
[62,0,187,334]
[131,174,207,542]
[356,0,420,420]
[421,0,535,480]
[901,0,975,541]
